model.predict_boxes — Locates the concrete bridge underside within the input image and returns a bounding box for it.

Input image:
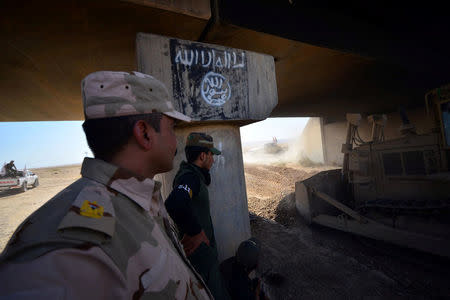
[1,0,449,121]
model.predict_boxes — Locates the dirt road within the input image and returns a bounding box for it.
[0,165,81,250]
[1,163,449,298]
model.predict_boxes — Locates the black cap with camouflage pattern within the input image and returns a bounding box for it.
[186,132,221,155]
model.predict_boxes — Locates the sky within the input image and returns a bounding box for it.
[0,121,92,169]
[0,117,309,168]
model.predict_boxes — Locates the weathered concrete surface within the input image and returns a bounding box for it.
[296,117,324,164]
[136,33,278,121]
[156,125,251,261]
[322,121,348,166]
[2,1,450,121]
[123,0,210,19]
[0,0,209,121]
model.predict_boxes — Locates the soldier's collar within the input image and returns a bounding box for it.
[81,158,161,211]
[188,162,211,186]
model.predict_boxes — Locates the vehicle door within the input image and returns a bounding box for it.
[26,171,36,185]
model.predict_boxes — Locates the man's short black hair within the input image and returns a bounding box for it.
[82,113,163,162]
[185,146,211,163]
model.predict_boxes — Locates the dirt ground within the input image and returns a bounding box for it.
[0,165,81,250]
[1,163,450,298]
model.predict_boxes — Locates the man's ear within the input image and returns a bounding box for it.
[133,120,155,150]
[198,152,207,162]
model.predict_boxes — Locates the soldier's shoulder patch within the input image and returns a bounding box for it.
[177,184,192,199]
[80,200,104,219]
[57,184,116,238]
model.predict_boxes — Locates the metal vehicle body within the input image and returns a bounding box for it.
[0,170,39,192]
[264,137,283,154]
[295,85,450,257]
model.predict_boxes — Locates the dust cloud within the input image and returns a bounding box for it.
[242,118,325,166]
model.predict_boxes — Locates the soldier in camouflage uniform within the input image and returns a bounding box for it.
[0,71,213,299]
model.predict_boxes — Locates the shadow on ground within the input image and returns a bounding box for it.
[0,189,24,198]
[0,185,39,198]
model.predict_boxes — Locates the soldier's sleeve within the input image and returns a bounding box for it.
[0,184,125,298]
[0,246,127,299]
[165,173,202,236]
[57,184,116,242]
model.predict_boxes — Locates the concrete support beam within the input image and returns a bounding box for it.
[137,33,278,260]
[0,0,209,121]
[296,117,325,164]
[136,33,277,121]
[122,0,211,19]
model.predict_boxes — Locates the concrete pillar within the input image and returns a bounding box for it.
[136,33,278,260]
[297,117,325,164]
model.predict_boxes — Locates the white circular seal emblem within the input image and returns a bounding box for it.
[200,71,231,106]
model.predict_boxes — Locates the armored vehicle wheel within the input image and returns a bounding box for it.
[33,179,39,188]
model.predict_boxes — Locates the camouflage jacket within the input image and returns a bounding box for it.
[0,158,212,299]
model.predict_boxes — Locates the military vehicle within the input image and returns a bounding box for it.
[0,166,39,192]
[295,84,450,257]
[264,137,284,154]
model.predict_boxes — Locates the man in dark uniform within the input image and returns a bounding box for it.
[165,132,230,300]
[220,238,268,300]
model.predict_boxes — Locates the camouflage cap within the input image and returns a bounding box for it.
[81,71,191,122]
[186,132,221,155]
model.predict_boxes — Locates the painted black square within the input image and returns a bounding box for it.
[170,39,249,121]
